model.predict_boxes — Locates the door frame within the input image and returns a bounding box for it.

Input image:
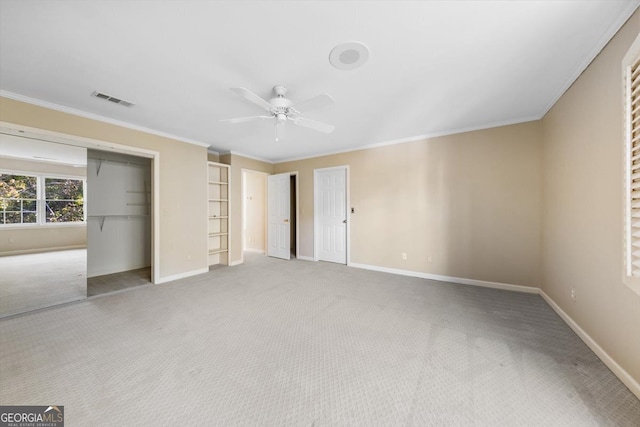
[0,121,161,283]
[244,169,299,263]
[313,165,350,265]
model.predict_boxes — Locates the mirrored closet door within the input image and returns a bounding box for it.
[0,132,87,318]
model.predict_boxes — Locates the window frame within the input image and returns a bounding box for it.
[622,32,640,295]
[0,169,87,228]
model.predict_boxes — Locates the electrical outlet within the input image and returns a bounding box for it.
[570,287,576,302]
[401,252,407,260]
[427,255,433,263]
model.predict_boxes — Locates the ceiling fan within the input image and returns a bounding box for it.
[221,85,335,141]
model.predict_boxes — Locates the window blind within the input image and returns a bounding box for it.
[628,57,640,277]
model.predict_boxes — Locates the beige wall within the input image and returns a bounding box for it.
[275,121,542,288]
[0,157,87,254]
[541,12,640,383]
[0,225,86,255]
[0,97,208,279]
[243,170,267,252]
[220,153,273,263]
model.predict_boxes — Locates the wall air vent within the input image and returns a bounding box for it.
[91,91,135,107]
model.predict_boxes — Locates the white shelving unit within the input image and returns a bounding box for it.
[207,162,230,266]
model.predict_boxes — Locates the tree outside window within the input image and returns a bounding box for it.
[0,173,85,225]
[0,174,37,224]
[45,178,84,223]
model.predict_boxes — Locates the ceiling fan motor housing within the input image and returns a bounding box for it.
[269,93,296,119]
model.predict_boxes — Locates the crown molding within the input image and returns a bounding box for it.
[274,115,541,163]
[540,1,640,117]
[220,150,274,164]
[0,90,211,148]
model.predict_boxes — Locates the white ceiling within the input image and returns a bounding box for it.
[0,1,637,162]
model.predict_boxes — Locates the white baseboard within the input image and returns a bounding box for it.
[229,260,243,266]
[348,262,539,294]
[0,245,86,257]
[155,267,208,284]
[297,255,315,262]
[243,248,264,254]
[540,290,640,400]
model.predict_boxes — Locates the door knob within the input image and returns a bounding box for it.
[284,219,289,223]
[342,219,347,223]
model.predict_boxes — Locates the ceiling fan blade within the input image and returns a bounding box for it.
[292,94,335,112]
[229,87,273,111]
[220,115,272,124]
[293,117,335,133]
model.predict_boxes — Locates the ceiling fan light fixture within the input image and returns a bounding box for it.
[329,41,369,70]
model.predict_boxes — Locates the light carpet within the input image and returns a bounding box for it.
[1,253,638,426]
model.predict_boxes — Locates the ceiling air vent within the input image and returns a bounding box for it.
[91,91,134,107]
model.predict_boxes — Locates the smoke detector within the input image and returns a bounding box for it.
[329,42,370,70]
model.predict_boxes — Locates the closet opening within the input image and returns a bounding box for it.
[86,149,152,296]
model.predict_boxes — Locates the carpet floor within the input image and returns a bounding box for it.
[1,253,638,426]
[0,249,86,318]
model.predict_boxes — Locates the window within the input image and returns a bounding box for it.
[0,174,37,224]
[623,33,640,294]
[44,177,84,223]
[0,172,85,226]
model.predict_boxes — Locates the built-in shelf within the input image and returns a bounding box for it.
[207,161,230,266]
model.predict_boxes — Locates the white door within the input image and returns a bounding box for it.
[267,173,291,260]
[315,167,347,264]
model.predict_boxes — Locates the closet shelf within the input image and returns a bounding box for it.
[208,181,229,185]
[208,198,228,202]
[88,214,149,232]
[90,158,149,176]
[208,232,228,237]
[208,215,228,219]
[208,249,228,255]
[88,214,149,218]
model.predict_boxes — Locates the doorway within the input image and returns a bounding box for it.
[314,165,349,264]
[86,149,152,296]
